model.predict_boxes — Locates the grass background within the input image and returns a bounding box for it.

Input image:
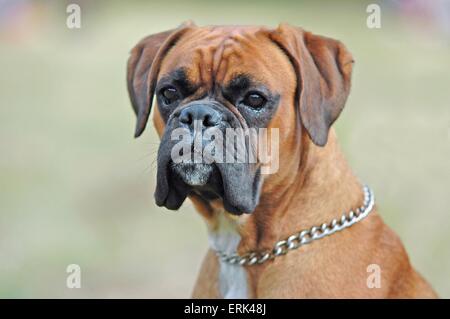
[0,0,449,297]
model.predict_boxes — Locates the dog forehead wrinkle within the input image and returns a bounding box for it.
[212,36,240,65]
[167,27,264,93]
[190,31,249,89]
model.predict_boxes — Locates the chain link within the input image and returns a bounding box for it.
[215,185,375,266]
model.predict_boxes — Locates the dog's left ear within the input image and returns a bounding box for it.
[270,24,354,146]
[127,22,195,137]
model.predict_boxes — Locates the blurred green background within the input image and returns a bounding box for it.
[0,0,449,298]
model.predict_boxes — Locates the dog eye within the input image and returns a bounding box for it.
[243,92,266,109]
[160,86,179,104]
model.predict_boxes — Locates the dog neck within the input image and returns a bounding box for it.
[190,129,364,297]
[192,129,364,248]
[243,130,363,251]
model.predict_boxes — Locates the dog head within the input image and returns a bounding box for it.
[127,22,353,215]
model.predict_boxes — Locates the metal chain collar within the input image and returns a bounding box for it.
[214,185,375,266]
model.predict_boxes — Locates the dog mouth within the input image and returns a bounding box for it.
[170,162,215,187]
[161,158,262,215]
[154,102,264,215]
[169,161,225,200]
[158,155,261,215]
[155,136,263,214]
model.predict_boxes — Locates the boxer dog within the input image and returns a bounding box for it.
[126,22,437,298]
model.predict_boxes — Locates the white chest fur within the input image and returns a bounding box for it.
[208,213,248,299]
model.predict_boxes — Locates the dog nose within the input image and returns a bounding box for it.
[179,104,221,128]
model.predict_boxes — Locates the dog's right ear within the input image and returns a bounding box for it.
[127,22,194,137]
